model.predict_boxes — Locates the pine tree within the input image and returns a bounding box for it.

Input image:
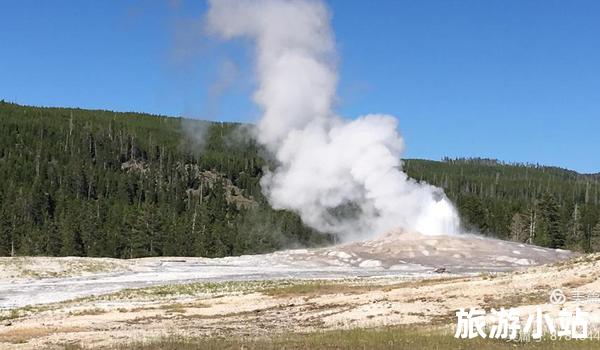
[509,212,529,242]
[46,219,62,256]
[535,193,564,248]
[0,205,12,256]
[129,203,164,257]
[591,221,600,252]
[567,203,584,250]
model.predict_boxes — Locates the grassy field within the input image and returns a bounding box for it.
[63,327,600,350]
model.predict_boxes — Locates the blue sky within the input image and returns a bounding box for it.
[1,1,598,173]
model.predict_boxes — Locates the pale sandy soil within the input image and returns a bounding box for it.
[0,231,592,349]
[0,257,136,282]
[1,255,600,349]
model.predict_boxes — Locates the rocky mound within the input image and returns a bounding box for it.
[272,229,575,273]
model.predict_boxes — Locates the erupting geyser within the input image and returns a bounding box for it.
[206,0,461,241]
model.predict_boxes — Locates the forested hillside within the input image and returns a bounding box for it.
[1,101,599,257]
[405,158,600,251]
[0,101,330,258]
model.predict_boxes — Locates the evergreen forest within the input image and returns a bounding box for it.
[1,101,599,258]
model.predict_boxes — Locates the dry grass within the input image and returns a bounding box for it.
[69,308,107,316]
[186,301,210,308]
[0,326,84,344]
[159,303,187,314]
[61,327,600,350]
[481,290,548,310]
[0,309,20,322]
[86,280,282,301]
[261,276,464,298]
[261,280,379,298]
[561,276,598,289]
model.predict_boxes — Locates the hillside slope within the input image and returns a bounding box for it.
[405,158,600,249]
[0,101,599,257]
[0,102,330,258]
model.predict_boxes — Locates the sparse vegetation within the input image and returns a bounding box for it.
[69,308,106,316]
[94,277,428,301]
[260,278,437,298]
[0,326,84,345]
[2,258,599,350]
[159,303,187,314]
[94,280,285,300]
[0,309,20,322]
[61,327,600,350]
[262,280,374,297]
[0,256,131,280]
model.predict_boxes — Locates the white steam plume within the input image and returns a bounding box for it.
[206,0,460,241]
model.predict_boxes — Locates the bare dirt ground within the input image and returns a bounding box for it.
[1,230,594,349]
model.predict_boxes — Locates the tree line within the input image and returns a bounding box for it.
[405,158,600,251]
[1,101,599,257]
[0,102,330,258]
